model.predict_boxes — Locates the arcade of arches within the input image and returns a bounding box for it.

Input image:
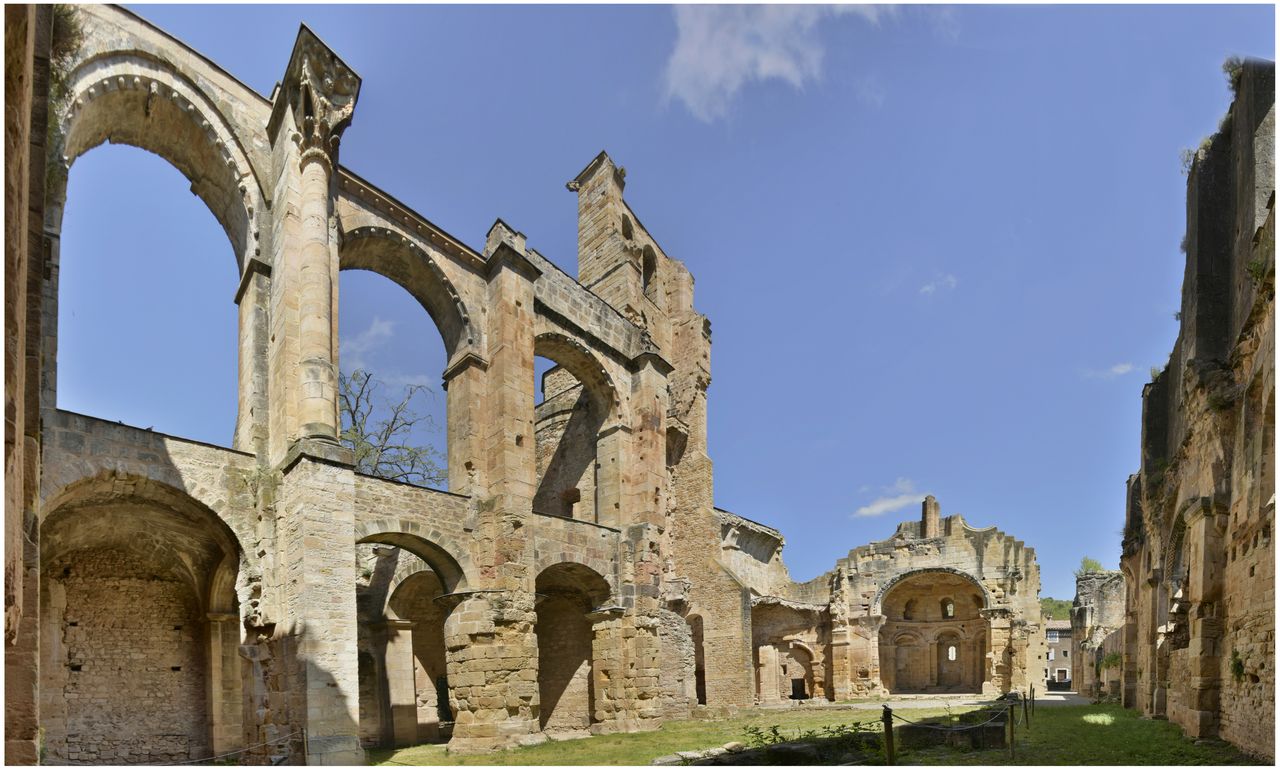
[5,6,1046,765]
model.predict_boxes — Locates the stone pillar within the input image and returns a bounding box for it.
[380,619,418,747]
[921,495,941,538]
[207,613,244,755]
[587,608,625,731]
[233,260,272,456]
[277,452,362,765]
[442,591,542,753]
[1183,498,1227,737]
[595,426,627,528]
[828,627,852,700]
[481,241,540,521]
[265,26,360,464]
[981,608,1013,695]
[850,615,886,697]
[625,352,671,530]
[442,354,488,496]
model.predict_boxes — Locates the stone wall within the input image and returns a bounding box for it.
[1119,60,1274,761]
[1071,571,1125,697]
[40,548,208,763]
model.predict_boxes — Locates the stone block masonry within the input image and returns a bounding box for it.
[2,5,1268,766]
[1118,60,1274,762]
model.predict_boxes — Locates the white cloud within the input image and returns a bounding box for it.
[854,477,929,518]
[1083,362,1136,380]
[339,317,395,373]
[664,5,888,122]
[919,274,958,295]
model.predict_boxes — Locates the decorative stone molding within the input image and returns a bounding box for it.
[268,25,360,170]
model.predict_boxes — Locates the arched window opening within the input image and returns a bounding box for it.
[56,145,238,446]
[338,271,449,489]
[942,599,955,619]
[621,215,634,240]
[532,341,617,524]
[903,599,916,620]
[948,645,957,662]
[641,245,658,299]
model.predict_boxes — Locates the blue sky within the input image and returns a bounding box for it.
[58,4,1273,600]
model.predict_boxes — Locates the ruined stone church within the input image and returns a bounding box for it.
[4,7,1045,764]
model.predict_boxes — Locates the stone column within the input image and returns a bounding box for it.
[295,150,338,440]
[206,613,244,755]
[265,26,360,464]
[380,619,418,747]
[441,591,542,753]
[586,607,625,731]
[758,645,784,704]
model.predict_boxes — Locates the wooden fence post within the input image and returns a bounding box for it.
[882,706,896,766]
[1007,705,1015,760]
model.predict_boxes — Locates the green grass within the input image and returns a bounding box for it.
[370,704,973,766]
[907,704,1265,766]
[370,703,1265,766]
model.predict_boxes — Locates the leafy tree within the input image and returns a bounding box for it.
[1040,597,1072,621]
[1075,556,1105,577]
[339,369,445,487]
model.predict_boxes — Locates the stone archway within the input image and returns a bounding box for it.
[877,570,989,694]
[534,562,612,737]
[38,478,243,764]
[354,532,468,749]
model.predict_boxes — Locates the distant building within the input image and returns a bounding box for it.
[1043,619,1072,689]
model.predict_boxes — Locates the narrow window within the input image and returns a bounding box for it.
[947,646,957,662]
[941,599,954,619]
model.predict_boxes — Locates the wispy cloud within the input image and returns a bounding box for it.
[664,5,889,122]
[919,274,958,295]
[854,477,929,518]
[1083,362,1135,380]
[339,317,396,373]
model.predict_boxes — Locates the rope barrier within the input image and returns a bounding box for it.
[63,730,304,766]
[884,703,1012,733]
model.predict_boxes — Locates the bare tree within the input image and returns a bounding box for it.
[339,369,446,487]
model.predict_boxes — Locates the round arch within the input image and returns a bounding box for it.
[339,226,476,362]
[38,473,245,762]
[41,473,244,613]
[354,522,470,595]
[57,51,262,269]
[534,332,620,425]
[872,567,993,616]
[534,561,614,608]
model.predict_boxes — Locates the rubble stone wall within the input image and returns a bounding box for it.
[1120,61,1274,761]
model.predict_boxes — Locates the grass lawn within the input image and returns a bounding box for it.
[906,704,1266,766]
[369,704,969,766]
[370,703,1266,766]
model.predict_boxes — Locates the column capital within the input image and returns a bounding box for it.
[268,24,361,169]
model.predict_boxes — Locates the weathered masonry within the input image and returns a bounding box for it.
[720,496,1045,704]
[4,6,1042,765]
[1118,60,1275,761]
[1070,570,1125,699]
